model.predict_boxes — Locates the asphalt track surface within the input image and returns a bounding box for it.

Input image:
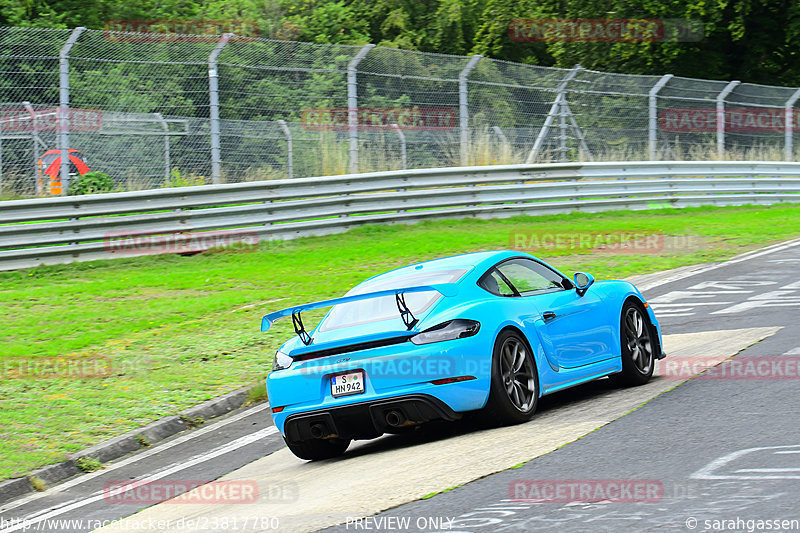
[2,238,799,533]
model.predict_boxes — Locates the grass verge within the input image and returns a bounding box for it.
[1,204,799,479]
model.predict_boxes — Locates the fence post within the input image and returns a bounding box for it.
[347,44,375,174]
[277,119,293,178]
[716,80,740,158]
[527,65,581,163]
[390,124,407,169]
[459,55,482,166]
[209,33,232,184]
[23,102,42,194]
[648,74,673,160]
[58,26,85,195]
[154,113,170,183]
[785,88,800,161]
[492,125,509,161]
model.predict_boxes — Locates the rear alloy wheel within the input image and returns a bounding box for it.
[284,436,350,461]
[483,330,539,425]
[610,302,655,386]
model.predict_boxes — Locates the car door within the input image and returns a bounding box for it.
[491,258,614,369]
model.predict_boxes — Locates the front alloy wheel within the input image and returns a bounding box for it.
[611,302,655,386]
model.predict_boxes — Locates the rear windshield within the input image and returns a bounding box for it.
[319,269,467,331]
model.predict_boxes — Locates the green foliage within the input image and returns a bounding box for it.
[4,0,799,83]
[165,168,206,188]
[75,456,103,472]
[69,171,114,195]
[29,476,47,491]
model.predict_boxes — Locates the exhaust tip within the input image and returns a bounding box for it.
[385,410,406,427]
[309,423,326,439]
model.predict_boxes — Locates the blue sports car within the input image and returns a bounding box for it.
[263,250,664,460]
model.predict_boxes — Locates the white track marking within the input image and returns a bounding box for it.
[0,402,273,513]
[642,237,800,291]
[691,445,800,480]
[652,302,734,307]
[0,427,278,533]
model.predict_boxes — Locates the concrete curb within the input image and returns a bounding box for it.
[0,384,262,506]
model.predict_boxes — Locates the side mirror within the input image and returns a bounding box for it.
[573,272,595,296]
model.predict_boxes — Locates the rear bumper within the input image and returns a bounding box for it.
[283,393,460,443]
[267,332,493,434]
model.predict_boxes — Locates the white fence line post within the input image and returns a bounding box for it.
[390,124,407,169]
[347,44,375,174]
[459,55,482,166]
[58,26,85,195]
[648,74,673,160]
[23,102,41,194]
[716,80,740,158]
[277,119,293,179]
[785,88,800,161]
[209,33,232,184]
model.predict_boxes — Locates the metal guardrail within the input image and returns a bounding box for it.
[1,161,800,271]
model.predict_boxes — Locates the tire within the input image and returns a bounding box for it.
[483,330,540,425]
[284,436,350,461]
[609,301,655,386]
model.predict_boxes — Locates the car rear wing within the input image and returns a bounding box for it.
[261,283,459,345]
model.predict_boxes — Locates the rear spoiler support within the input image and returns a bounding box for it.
[396,292,418,330]
[260,283,459,344]
[292,311,313,346]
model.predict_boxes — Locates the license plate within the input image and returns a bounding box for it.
[331,371,365,398]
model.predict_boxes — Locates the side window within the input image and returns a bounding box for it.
[496,258,565,295]
[478,269,515,296]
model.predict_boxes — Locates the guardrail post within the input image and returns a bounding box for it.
[390,124,407,169]
[784,88,800,161]
[347,44,375,174]
[716,80,740,158]
[459,55,482,166]
[58,26,85,195]
[648,74,673,160]
[277,119,293,178]
[527,65,581,163]
[209,33,232,184]
[154,113,170,183]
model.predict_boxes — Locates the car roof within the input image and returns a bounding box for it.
[360,250,525,285]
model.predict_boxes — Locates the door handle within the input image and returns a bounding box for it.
[542,311,556,320]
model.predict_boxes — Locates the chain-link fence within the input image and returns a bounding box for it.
[4,25,800,196]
